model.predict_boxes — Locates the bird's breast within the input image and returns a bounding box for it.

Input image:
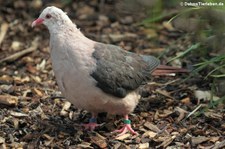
[49,39,140,114]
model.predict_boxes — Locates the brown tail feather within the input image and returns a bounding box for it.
[152,65,189,76]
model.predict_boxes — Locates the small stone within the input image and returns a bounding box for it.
[11,41,22,51]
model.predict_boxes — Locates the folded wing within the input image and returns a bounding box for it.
[91,43,160,98]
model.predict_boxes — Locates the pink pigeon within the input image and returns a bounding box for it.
[32,6,187,135]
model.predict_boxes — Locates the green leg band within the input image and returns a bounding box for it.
[123,119,131,124]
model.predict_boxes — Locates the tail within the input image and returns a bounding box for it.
[140,55,188,76]
[152,65,189,76]
[141,55,160,73]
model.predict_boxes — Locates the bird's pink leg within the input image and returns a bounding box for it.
[114,115,137,136]
[81,113,99,131]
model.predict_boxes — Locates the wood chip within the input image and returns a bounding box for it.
[191,136,209,145]
[0,95,18,106]
[109,33,137,42]
[212,140,225,149]
[91,134,107,148]
[204,111,223,120]
[0,143,7,149]
[43,134,54,146]
[115,133,131,140]
[33,88,43,96]
[77,142,93,149]
[0,75,13,84]
[175,107,188,122]
[10,111,28,118]
[0,22,8,46]
[60,101,71,116]
[180,97,191,104]
[142,131,157,138]
[117,143,130,149]
[113,142,122,149]
[0,137,5,144]
[209,137,220,143]
[138,142,149,149]
[156,136,176,148]
[143,122,160,133]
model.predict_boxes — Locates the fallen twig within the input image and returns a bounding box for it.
[0,22,9,46]
[185,104,202,120]
[0,37,39,63]
[156,89,175,100]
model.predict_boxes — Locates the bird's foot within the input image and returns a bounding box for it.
[81,118,99,131]
[81,123,99,131]
[114,119,137,136]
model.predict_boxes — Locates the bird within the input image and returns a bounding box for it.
[32,6,187,135]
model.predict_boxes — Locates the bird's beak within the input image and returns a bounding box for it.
[32,18,44,28]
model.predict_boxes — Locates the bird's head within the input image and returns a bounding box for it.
[32,6,72,29]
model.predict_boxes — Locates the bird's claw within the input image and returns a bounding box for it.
[114,124,137,136]
[81,122,100,131]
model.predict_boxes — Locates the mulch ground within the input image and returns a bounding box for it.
[0,1,224,148]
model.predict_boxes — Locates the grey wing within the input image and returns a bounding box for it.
[91,43,160,98]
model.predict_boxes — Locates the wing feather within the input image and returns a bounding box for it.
[91,43,160,98]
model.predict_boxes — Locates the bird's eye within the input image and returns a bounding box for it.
[45,14,52,19]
